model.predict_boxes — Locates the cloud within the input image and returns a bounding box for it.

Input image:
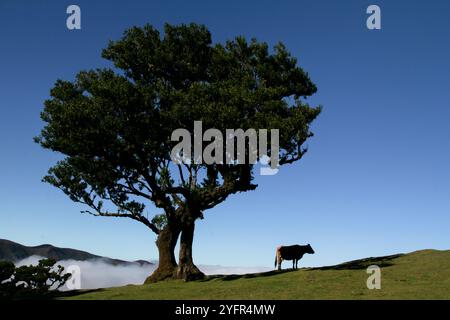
[15,256,271,290]
[16,255,154,290]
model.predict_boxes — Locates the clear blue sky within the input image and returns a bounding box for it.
[1,0,449,268]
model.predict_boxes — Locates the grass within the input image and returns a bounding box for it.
[64,249,450,300]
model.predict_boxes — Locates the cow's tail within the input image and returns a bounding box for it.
[274,246,281,268]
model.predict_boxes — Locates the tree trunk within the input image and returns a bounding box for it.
[175,219,204,281]
[144,223,180,283]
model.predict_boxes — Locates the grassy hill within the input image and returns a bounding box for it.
[65,249,450,300]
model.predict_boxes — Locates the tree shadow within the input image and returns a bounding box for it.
[49,288,105,299]
[0,289,104,300]
[200,269,297,282]
[309,253,404,271]
[200,253,405,282]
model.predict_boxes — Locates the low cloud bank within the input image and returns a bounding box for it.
[15,256,271,290]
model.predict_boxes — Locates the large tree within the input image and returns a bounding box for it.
[35,23,321,282]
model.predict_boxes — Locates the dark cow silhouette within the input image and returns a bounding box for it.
[275,244,315,270]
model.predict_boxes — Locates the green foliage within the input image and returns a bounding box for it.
[0,261,16,299]
[0,259,71,299]
[151,214,168,231]
[0,261,15,282]
[35,22,321,231]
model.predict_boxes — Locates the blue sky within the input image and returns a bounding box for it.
[0,0,449,268]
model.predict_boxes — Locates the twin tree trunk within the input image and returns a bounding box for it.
[145,223,179,282]
[176,219,204,280]
[145,214,204,283]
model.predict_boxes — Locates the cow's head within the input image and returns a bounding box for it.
[306,244,315,254]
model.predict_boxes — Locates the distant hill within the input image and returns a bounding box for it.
[0,239,152,266]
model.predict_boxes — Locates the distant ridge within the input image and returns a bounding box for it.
[0,239,152,266]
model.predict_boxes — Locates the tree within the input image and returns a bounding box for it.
[0,259,70,299]
[35,23,321,282]
[0,261,16,299]
[14,259,71,295]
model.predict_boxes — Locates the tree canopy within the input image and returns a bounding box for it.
[35,23,321,281]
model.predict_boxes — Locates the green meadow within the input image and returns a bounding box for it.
[65,249,450,300]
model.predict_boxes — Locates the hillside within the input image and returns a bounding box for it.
[65,249,450,300]
[0,239,151,266]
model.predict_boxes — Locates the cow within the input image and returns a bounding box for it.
[274,244,315,270]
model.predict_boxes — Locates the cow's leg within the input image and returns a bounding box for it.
[292,260,295,270]
[295,259,298,269]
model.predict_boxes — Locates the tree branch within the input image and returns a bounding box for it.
[83,209,160,235]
